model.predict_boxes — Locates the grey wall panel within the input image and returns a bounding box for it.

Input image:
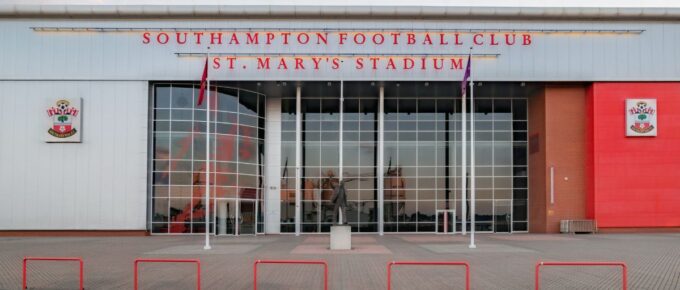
[0,19,678,81]
[0,81,148,230]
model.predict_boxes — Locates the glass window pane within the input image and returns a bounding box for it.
[494,99,512,121]
[512,99,528,120]
[494,142,512,166]
[474,99,492,121]
[171,85,194,109]
[217,87,238,112]
[513,143,528,165]
[155,85,172,108]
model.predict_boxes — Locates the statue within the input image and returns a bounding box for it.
[331,180,348,224]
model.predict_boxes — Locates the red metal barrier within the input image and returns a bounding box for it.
[22,257,84,290]
[133,258,201,290]
[535,261,628,290]
[253,259,328,290]
[387,261,471,290]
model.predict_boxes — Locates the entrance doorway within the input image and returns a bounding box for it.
[494,201,512,233]
[436,209,456,234]
[214,198,259,236]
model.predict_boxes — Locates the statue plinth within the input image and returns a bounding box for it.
[330,225,352,250]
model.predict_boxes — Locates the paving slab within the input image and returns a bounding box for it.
[0,233,679,289]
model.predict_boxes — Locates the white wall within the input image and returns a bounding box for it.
[1,19,679,81]
[0,81,148,230]
[264,97,282,233]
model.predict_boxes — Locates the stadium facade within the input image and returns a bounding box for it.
[1,4,679,235]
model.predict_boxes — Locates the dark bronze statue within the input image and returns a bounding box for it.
[331,180,348,224]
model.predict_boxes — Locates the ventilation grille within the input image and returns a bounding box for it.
[560,220,597,234]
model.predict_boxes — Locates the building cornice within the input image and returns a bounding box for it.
[0,5,678,20]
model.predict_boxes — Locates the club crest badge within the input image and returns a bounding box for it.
[626,99,657,137]
[45,98,82,142]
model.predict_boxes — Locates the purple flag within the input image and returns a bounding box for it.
[461,53,471,97]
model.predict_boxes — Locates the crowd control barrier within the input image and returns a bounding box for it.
[133,258,201,290]
[22,257,84,290]
[535,261,628,290]
[253,259,328,290]
[387,261,470,290]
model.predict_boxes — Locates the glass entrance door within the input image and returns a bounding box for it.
[436,210,456,234]
[214,198,258,236]
[239,199,257,235]
[494,201,512,233]
[215,199,236,236]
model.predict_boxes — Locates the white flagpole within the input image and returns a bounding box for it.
[204,47,212,250]
[469,48,477,249]
[461,58,467,236]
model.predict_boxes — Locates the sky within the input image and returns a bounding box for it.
[2,0,680,8]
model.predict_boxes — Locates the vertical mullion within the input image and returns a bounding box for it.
[508,99,516,233]
[415,98,419,232]
[148,85,155,233]
[294,86,302,236]
[167,85,173,234]
[339,82,344,229]
[235,88,240,236]
[378,86,385,235]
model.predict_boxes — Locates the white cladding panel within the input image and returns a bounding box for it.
[0,81,148,230]
[264,97,282,234]
[0,19,679,81]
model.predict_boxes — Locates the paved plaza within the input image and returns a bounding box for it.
[1,233,679,289]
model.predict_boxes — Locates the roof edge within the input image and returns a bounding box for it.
[0,5,678,20]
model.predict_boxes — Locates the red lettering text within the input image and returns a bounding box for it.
[266,32,275,44]
[403,58,414,70]
[450,58,463,70]
[295,58,305,69]
[297,33,309,44]
[176,32,187,44]
[439,33,448,45]
[157,33,169,44]
[339,33,348,44]
[355,58,364,69]
[422,34,433,45]
[246,32,259,44]
[257,57,270,69]
[407,33,416,44]
[316,32,328,45]
[229,33,239,45]
[277,58,288,70]
[193,32,204,44]
[473,34,484,45]
[281,32,291,44]
[490,33,499,46]
[372,34,385,45]
[354,33,366,44]
[505,34,516,45]
[312,57,322,69]
[210,32,222,45]
[391,33,401,44]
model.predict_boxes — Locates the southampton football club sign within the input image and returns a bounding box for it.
[626,99,657,137]
[45,98,82,142]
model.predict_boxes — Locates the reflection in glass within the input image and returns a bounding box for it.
[151,83,265,235]
[383,82,530,233]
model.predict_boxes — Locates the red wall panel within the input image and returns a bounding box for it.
[588,83,680,228]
